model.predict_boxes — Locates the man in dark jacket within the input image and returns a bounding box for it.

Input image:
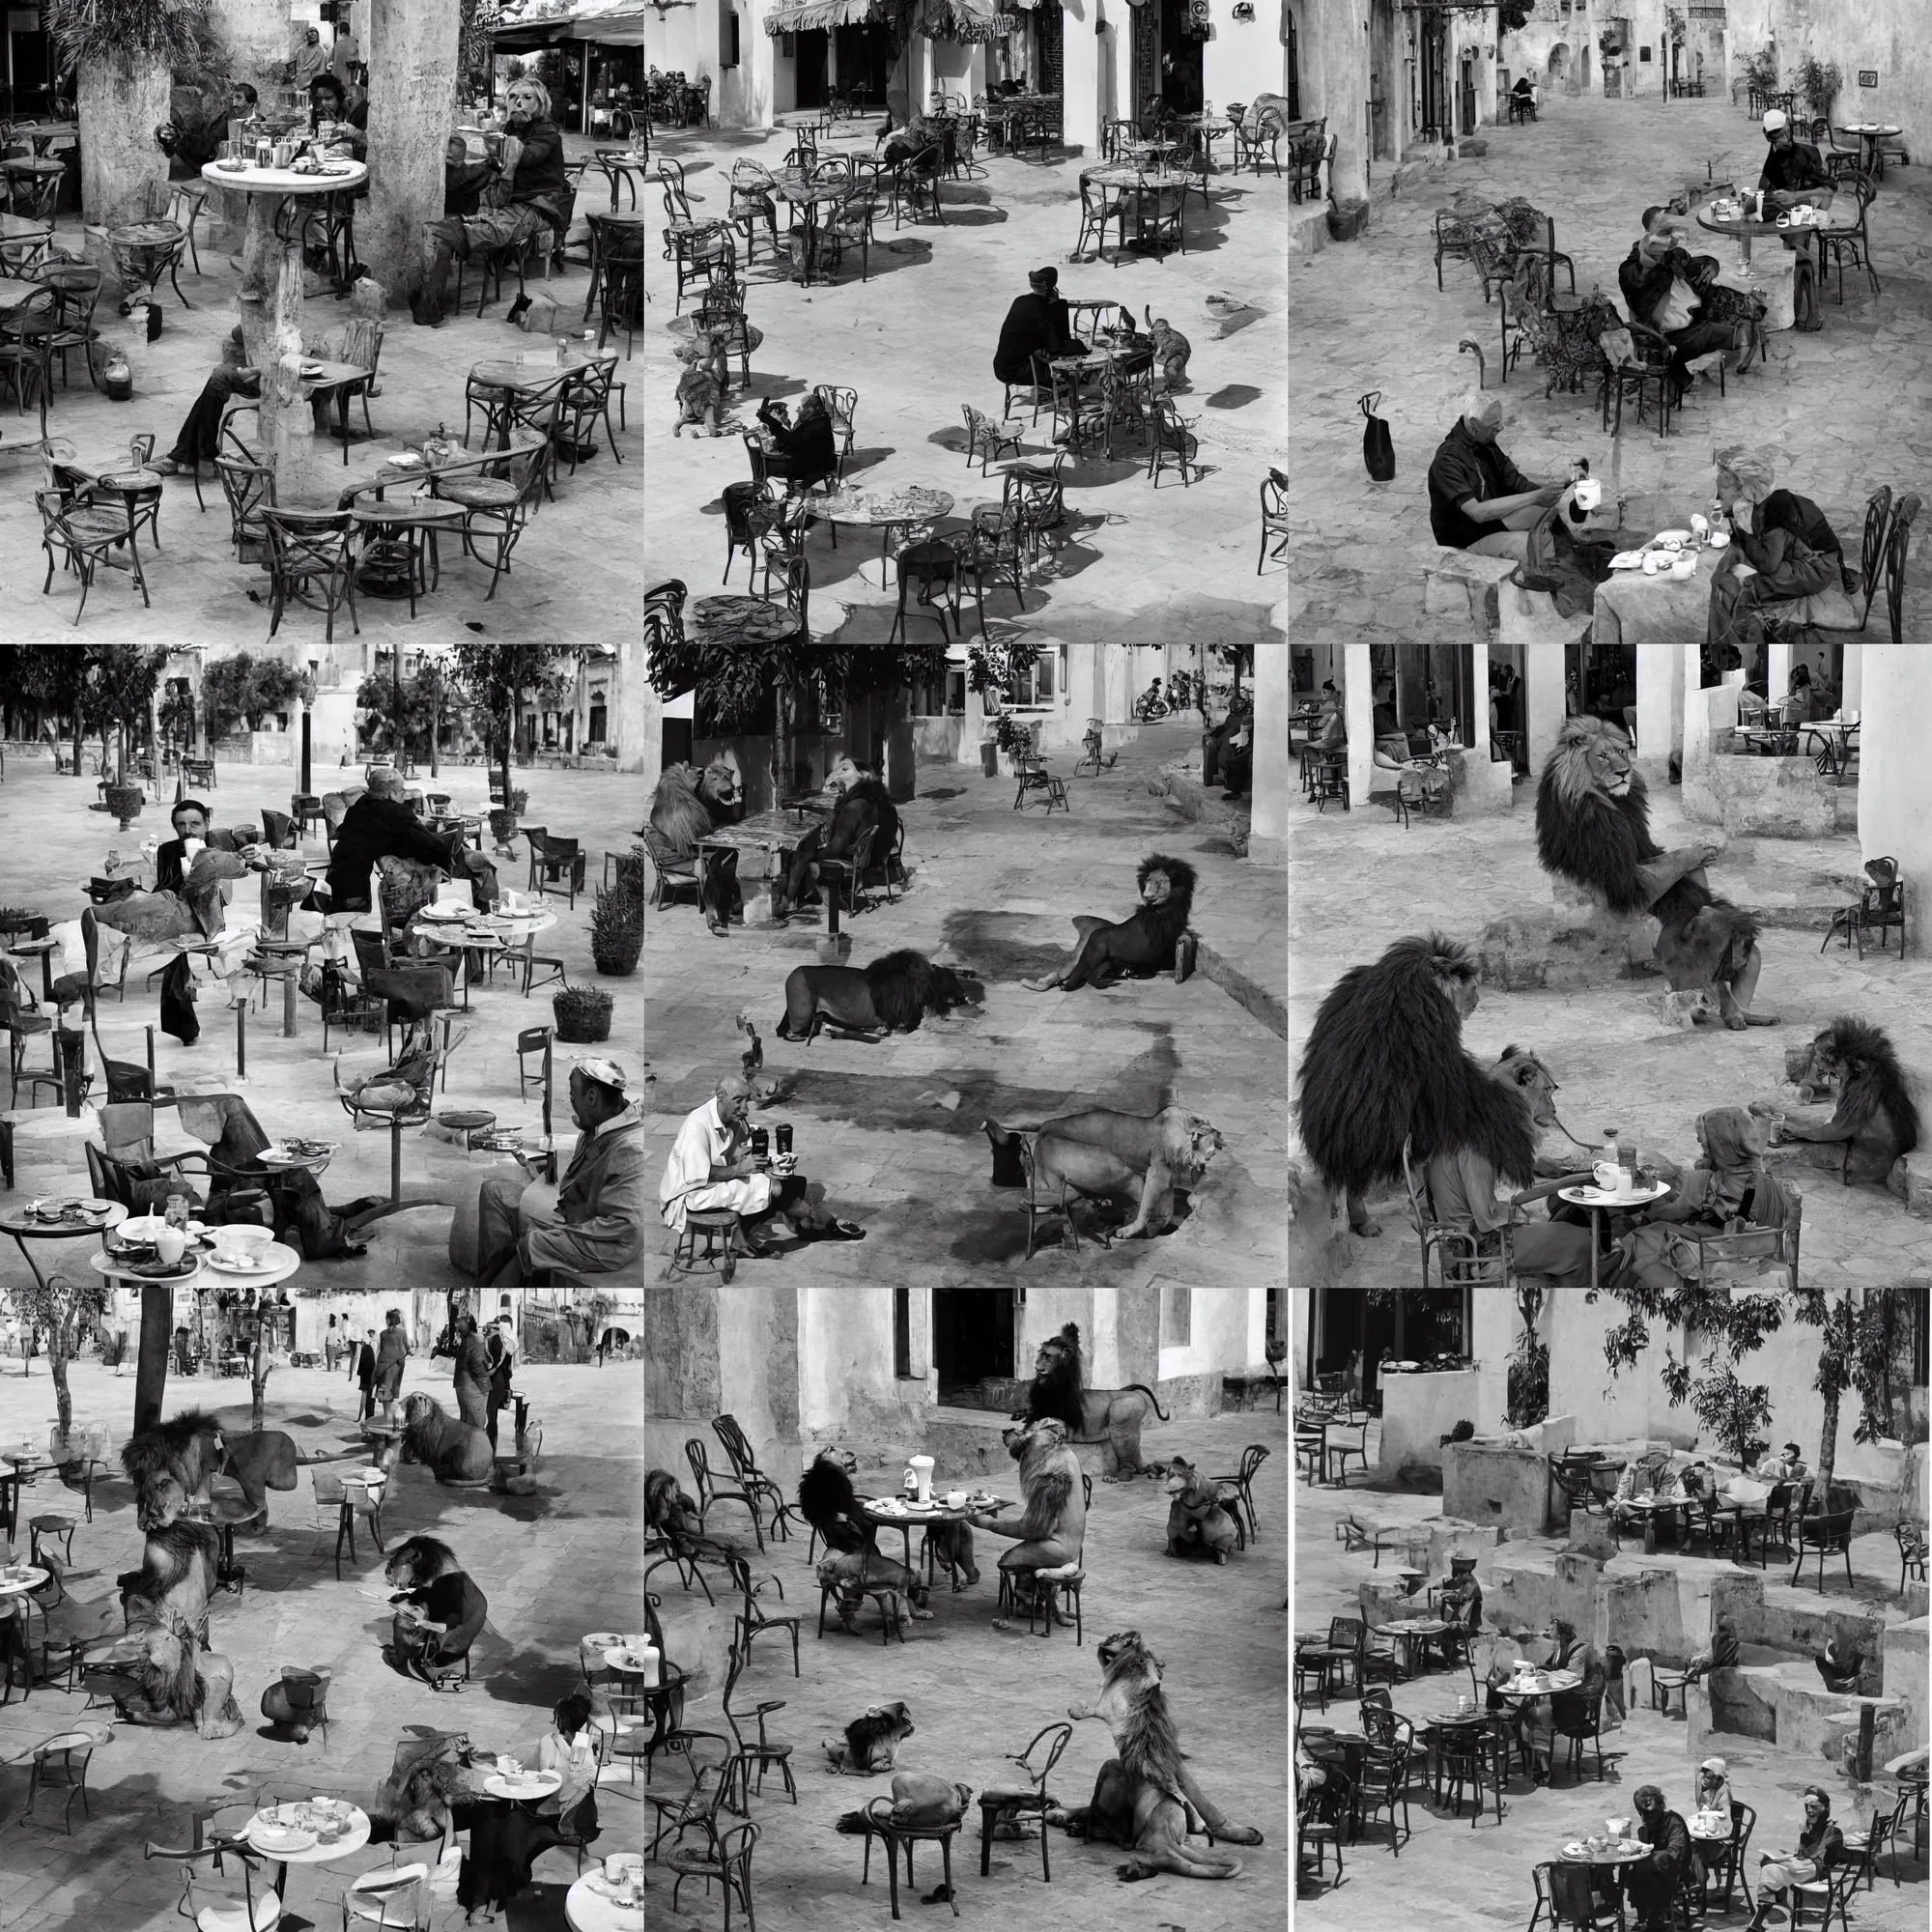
[412,75,573,327]
[1626,1783,1702,1932]
[1619,208,1744,402]
[153,798,213,895]
[354,1328,378,1419]
[320,768,457,912]
[756,392,839,492]
[1427,392,1565,562]
[1758,109,1833,203]
[993,267,1086,388]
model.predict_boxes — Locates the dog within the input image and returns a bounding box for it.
[1164,1458,1240,1562]
[817,1548,933,1636]
[1028,1105,1225,1244]
[822,1700,917,1774]
[672,327,730,437]
[1142,307,1193,391]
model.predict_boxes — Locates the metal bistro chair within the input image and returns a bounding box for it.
[1790,1507,1856,1593]
[685,1435,766,1550]
[1822,857,1906,961]
[526,829,586,908]
[1821,170,1881,303]
[260,506,358,644]
[977,1722,1072,1885]
[711,1414,799,1545]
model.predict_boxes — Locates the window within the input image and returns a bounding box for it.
[894,1288,911,1379]
[913,669,968,717]
[1010,648,1058,708]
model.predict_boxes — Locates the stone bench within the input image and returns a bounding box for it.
[1423,548,1519,634]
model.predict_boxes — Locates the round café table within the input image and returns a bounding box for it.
[352,499,466,616]
[567,1870,643,1932]
[468,355,592,451]
[859,1493,1011,1582]
[1490,1667,1582,1707]
[1556,1179,1671,1291]
[2,156,64,215]
[241,1799,371,1901]
[807,483,954,588]
[201,158,370,500]
[1839,123,1901,180]
[4,124,76,157]
[0,271,50,312]
[767,174,845,284]
[1,1202,126,1295]
[1373,1616,1452,1680]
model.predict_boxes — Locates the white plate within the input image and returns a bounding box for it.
[1564,1841,1589,1858]
[208,1251,277,1274]
[1653,529,1691,546]
[251,1822,317,1854]
[1708,529,1730,549]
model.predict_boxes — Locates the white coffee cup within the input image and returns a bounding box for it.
[154,1227,186,1266]
[1642,552,1662,575]
[1574,477,1602,512]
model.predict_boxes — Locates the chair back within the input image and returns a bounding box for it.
[1881,492,1920,642]
[213,456,276,554]
[1548,1860,1600,1920]
[1327,1614,1362,1651]
[712,1413,761,1482]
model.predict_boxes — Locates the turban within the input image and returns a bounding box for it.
[1763,109,1788,131]
[1716,444,1776,498]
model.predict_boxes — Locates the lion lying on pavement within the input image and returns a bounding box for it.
[1048,1630,1261,1881]
[1026,1105,1224,1244]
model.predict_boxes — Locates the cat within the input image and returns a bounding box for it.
[1143,307,1193,392]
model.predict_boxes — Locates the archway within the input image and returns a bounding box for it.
[1548,42,1571,79]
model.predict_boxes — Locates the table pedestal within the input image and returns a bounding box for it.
[238,195,314,504]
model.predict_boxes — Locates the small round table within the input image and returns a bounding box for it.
[1,1202,126,1294]
[1556,1179,1672,1290]
[807,484,954,588]
[351,499,466,615]
[859,1494,1010,1580]
[767,175,846,284]
[242,1800,371,1900]
[1838,124,1901,179]
[467,355,591,450]
[258,1144,334,1178]
[1559,1839,1649,1869]
[1491,1668,1583,1706]
[1373,1616,1452,1680]
[0,1565,50,1599]
[567,1868,644,1931]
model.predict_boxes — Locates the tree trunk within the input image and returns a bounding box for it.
[50,1339,72,1440]
[1816,1378,1839,1508]
[77,55,172,276]
[134,1281,172,1433]
[251,1331,268,1431]
[429,679,440,778]
[777,678,797,805]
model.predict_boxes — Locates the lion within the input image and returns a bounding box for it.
[1013,1322,1170,1480]
[1023,854,1197,992]
[993,1107,1222,1247]
[646,759,743,934]
[837,1775,973,1831]
[384,1535,489,1683]
[782,776,900,916]
[1163,1459,1239,1563]
[1535,718,1775,1028]
[1296,931,1539,1236]
[821,1701,917,1774]
[816,1548,933,1635]
[953,1416,1087,1628]
[777,949,981,1043]
[797,1451,872,1557]
[1776,1015,1920,1185]
[399,1391,495,1485]
[123,1410,226,1521]
[1047,1631,1259,1880]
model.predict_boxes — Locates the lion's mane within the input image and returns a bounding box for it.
[1136,854,1197,947]
[384,1535,462,1590]
[1015,1420,1078,1544]
[1809,1015,1921,1154]
[799,1453,870,1555]
[1296,932,1537,1198]
[1101,1633,1188,1799]
[864,951,974,1035]
[1027,1324,1089,1437]
[648,761,738,862]
[123,1410,224,1526]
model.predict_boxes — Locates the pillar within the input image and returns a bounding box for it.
[76,55,171,242]
[1840,642,1863,715]
[1523,645,1567,774]
[1062,0,1101,157]
[1766,640,1792,711]
[1104,643,1132,724]
[362,0,461,308]
[624,637,657,782]
[1250,621,1290,866]
[1856,647,1932,952]
[238,196,314,503]
[1344,641,1375,810]
[1634,644,1685,789]
[1460,641,1512,814]
[1304,0,1368,205]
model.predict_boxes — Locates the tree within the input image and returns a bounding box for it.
[244,659,302,730]
[47,0,219,232]
[1795,1284,1918,1508]
[646,640,948,804]
[1209,643,1254,704]
[5,645,92,773]
[79,646,166,784]
[200,654,256,744]
[355,668,439,759]
[449,644,576,807]
[14,1266,107,1446]
[1507,1281,1550,1429]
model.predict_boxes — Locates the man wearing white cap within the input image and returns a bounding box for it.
[1758,109,1831,205]
[476,1057,645,1285]
[1427,393,1566,564]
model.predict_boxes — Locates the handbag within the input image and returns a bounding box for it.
[1359,390,1395,481]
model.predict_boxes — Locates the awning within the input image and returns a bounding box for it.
[914,0,1022,36]
[491,6,654,51]
[765,0,880,32]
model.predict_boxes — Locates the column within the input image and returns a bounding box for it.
[1249,626,1289,866]
[1306,0,1367,205]
[1840,643,1862,714]
[1634,644,1684,788]
[361,0,461,306]
[1459,640,1511,815]
[624,638,657,782]
[1856,647,1932,952]
[1523,645,1567,773]
[1062,0,1101,158]
[1766,640,1792,714]
[1344,641,1375,809]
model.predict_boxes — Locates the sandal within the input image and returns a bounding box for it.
[822,1218,867,1240]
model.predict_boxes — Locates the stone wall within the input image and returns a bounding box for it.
[1711,1571,1886,1694]
[1442,1421,1578,1537]
[1706,751,1839,838]
[1377,1366,1482,1481]
[1884,1616,1928,1752]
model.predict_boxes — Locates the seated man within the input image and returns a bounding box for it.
[1510,74,1538,120]
[388,1566,487,1684]
[150,327,261,477]
[306,71,367,159]
[1684,1613,1740,1684]
[756,392,839,493]
[156,80,256,177]
[1372,735,1449,809]
[411,76,572,327]
[477,1059,646,1286]
[992,266,1086,390]
[1427,392,1565,565]
[659,1073,866,1254]
[1618,207,1746,403]
[1421,1137,1597,1282]
[1758,108,1833,210]
[314,766,460,913]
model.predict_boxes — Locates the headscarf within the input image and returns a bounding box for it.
[1715,444,1776,501]
[1691,1105,1789,1226]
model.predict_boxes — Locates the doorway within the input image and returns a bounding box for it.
[933,1291,1015,1401]
[1157,0,1203,113]
[1418,12,1447,140]
[794,28,829,109]
[1131,1,1160,123]
[1369,0,1396,162]
[834,23,892,104]
[1459,50,1476,135]
[1313,1288,1470,1408]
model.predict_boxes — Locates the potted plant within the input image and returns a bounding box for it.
[104,781,144,830]
[590,851,644,976]
[554,986,613,1043]
[994,711,1034,772]
[1795,53,1841,127]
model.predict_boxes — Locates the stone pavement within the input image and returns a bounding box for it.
[651,1407,1288,1932]
[0,753,645,1294]
[640,119,1292,646]
[0,135,639,645]
[1286,772,1932,1293]
[0,1352,643,1931]
[1288,88,1932,642]
[1293,1456,1929,1931]
[642,717,1290,1289]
